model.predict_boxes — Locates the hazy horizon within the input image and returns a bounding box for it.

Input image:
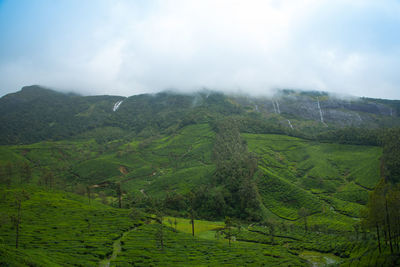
[1,0,400,99]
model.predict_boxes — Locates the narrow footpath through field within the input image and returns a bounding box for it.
[99,228,135,267]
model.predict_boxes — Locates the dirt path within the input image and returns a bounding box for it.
[99,228,134,267]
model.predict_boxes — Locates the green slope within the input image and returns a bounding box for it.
[0,124,386,266]
[0,187,134,266]
[243,133,381,221]
[0,125,381,223]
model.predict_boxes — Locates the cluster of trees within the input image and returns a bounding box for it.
[0,162,32,186]
[363,128,400,254]
[363,182,400,254]
[0,161,59,190]
[211,119,261,220]
[316,127,381,146]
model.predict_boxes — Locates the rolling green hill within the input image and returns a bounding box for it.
[1,86,399,266]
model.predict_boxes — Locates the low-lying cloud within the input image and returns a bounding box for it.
[0,0,399,99]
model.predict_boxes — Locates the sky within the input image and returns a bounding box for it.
[0,0,400,99]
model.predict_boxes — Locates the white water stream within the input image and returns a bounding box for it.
[316,97,327,126]
[275,100,281,114]
[287,119,294,129]
[113,100,123,112]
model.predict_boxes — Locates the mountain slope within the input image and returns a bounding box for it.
[1,86,400,145]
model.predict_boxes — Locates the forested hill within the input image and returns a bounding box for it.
[1,85,400,145]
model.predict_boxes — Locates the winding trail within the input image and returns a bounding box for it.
[99,228,134,267]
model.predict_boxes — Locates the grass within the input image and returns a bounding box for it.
[163,216,224,239]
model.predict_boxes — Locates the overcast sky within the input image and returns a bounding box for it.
[0,0,400,99]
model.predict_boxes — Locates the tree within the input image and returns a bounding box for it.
[381,129,400,183]
[20,162,32,183]
[167,218,174,230]
[265,219,276,244]
[86,186,91,204]
[174,218,178,232]
[155,209,164,249]
[116,183,122,208]
[353,223,360,241]
[11,190,30,248]
[362,130,400,255]
[298,207,310,233]
[129,207,144,223]
[40,169,54,188]
[0,164,10,187]
[363,180,400,255]
[212,119,260,219]
[187,191,196,236]
[3,162,13,187]
[99,191,108,205]
[224,216,233,246]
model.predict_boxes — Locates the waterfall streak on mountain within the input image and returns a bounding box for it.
[317,97,325,125]
[275,101,281,114]
[113,100,123,112]
[287,119,294,129]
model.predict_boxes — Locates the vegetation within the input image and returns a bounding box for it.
[1,86,400,265]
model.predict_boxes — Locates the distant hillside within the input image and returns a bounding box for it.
[1,85,399,145]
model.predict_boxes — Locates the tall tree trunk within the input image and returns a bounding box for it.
[383,228,387,244]
[117,184,122,208]
[228,226,231,246]
[376,223,381,254]
[86,186,91,204]
[385,198,394,254]
[396,217,400,251]
[160,224,164,249]
[191,210,195,237]
[15,201,21,249]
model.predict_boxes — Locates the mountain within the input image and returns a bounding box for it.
[1,85,400,145]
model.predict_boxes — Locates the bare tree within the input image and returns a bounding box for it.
[298,207,310,233]
[11,190,30,248]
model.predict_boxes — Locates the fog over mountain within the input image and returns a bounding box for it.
[0,0,400,99]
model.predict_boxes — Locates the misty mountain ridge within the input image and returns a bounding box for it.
[1,85,399,145]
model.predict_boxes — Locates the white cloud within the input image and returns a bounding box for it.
[0,0,399,99]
